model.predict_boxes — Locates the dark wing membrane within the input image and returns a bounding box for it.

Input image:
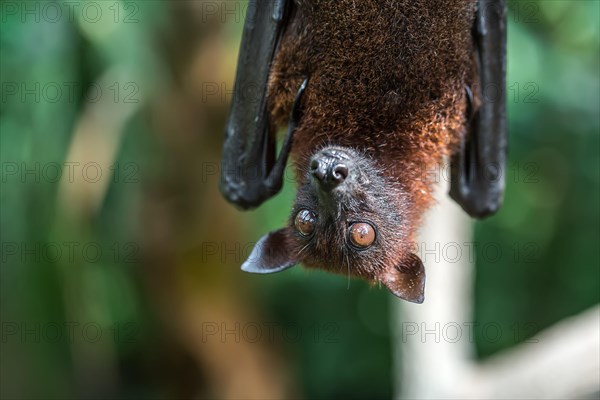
[450,0,507,218]
[220,0,292,209]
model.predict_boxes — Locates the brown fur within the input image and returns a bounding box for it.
[265,0,477,288]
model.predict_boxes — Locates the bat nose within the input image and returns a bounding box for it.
[310,158,348,190]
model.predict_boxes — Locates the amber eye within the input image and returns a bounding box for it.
[294,209,317,236]
[349,222,376,249]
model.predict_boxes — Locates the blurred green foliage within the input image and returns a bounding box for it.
[1,1,598,399]
[474,0,600,357]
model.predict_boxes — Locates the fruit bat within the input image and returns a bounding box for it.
[220,0,507,303]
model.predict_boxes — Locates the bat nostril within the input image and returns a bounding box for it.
[310,159,319,172]
[331,164,348,182]
[310,159,327,181]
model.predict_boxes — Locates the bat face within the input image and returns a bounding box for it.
[291,145,408,276]
[242,145,426,303]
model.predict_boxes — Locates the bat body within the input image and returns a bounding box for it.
[221,0,507,302]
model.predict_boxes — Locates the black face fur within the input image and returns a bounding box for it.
[242,146,426,303]
[291,146,409,275]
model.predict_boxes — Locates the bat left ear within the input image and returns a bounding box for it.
[381,253,425,303]
[241,228,298,274]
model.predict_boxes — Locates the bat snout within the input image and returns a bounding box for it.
[310,157,349,191]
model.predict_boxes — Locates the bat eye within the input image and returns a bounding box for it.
[349,222,376,249]
[294,209,317,237]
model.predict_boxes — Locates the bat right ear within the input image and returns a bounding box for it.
[381,253,426,303]
[241,228,298,274]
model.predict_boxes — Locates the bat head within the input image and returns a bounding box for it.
[242,145,425,303]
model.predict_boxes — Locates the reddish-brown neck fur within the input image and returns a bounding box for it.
[266,0,477,284]
[269,0,476,205]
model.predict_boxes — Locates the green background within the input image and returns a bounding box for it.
[1,1,598,399]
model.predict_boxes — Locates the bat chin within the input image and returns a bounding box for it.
[310,173,356,211]
[316,181,352,201]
